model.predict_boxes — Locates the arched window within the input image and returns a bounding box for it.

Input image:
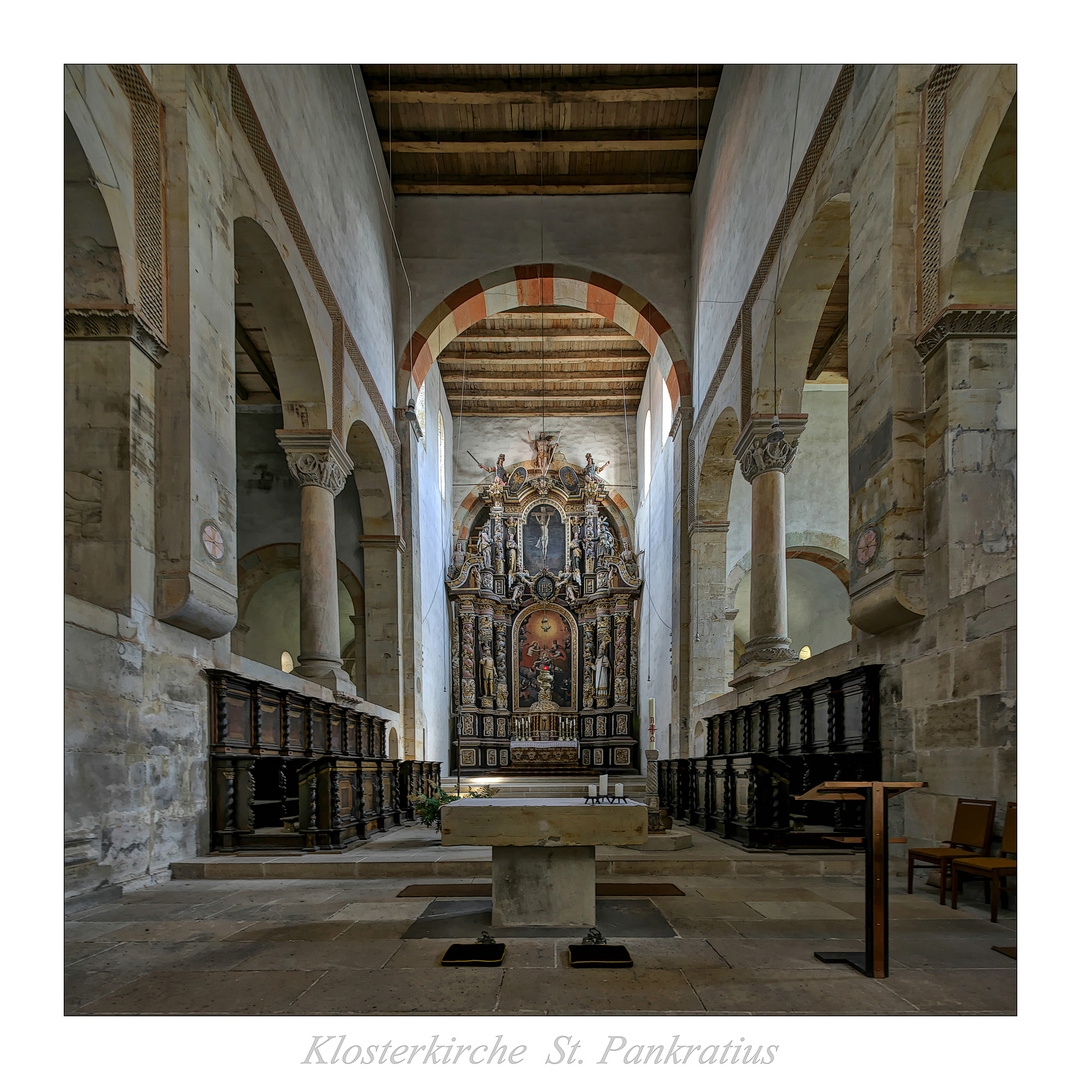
[280,650,294,673]
[415,380,427,437]
[437,412,446,500]
[661,391,672,446]
[642,409,652,495]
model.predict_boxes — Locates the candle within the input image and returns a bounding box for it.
[615,783,623,798]
[649,698,655,719]
[588,784,598,798]
[599,774,608,796]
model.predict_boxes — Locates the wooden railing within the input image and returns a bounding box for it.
[658,666,881,849]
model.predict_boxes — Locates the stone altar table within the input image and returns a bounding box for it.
[441,797,648,927]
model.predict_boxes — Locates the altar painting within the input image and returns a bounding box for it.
[521,502,566,576]
[516,607,573,709]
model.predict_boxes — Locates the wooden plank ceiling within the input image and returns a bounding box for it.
[439,306,648,417]
[361,64,722,415]
[360,64,722,196]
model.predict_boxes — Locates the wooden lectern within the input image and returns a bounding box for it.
[796,780,926,978]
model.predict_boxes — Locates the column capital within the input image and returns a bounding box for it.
[276,429,353,495]
[733,414,807,483]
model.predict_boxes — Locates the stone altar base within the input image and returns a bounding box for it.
[441,797,648,929]
[492,846,596,927]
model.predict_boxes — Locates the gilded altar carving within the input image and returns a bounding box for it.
[448,451,643,773]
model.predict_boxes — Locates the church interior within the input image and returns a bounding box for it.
[63,62,1017,1021]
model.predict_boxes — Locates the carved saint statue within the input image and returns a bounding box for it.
[593,650,610,695]
[480,647,496,699]
[505,525,518,576]
[509,569,531,604]
[569,525,582,576]
[598,520,616,557]
[584,452,610,481]
[468,451,506,484]
[477,523,493,569]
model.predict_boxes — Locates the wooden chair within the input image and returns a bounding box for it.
[951,803,1016,922]
[907,797,996,905]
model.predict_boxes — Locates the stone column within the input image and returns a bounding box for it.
[731,415,806,686]
[277,430,354,692]
[689,520,730,704]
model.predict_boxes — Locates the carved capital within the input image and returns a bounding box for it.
[276,429,353,495]
[64,305,168,366]
[733,414,807,483]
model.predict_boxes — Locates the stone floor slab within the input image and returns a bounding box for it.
[684,966,919,1015]
[103,920,257,942]
[746,901,856,920]
[331,901,432,921]
[649,897,765,920]
[65,940,268,974]
[710,937,868,970]
[336,920,417,941]
[223,920,358,942]
[287,967,503,1014]
[79,969,324,1014]
[65,969,144,1013]
[498,967,703,1013]
[230,939,404,971]
[729,919,867,940]
[868,967,1016,1013]
[694,886,826,902]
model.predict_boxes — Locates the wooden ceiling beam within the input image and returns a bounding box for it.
[443,379,645,392]
[365,74,720,106]
[441,391,639,404]
[394,177,694,195]
[451,404,640,416]
[235,320,280,399]
[381,131,705,154]
[442,372,647,386]
[438,349,650,363]
[452,327,639,342]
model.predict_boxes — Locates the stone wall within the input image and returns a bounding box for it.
[688,64,1017,848]
[64,65,407,900]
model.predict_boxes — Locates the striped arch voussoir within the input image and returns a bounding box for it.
[401,266,689,408]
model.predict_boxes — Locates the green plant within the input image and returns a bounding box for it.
[413,785,496,827]
[413,787,458,828]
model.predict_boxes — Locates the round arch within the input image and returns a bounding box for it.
[234,215,329,429]
[235,543,364,629]
[399,264,690,410]
[940,94,1016,310]
[696,406,741,523]
[345,419,396,534]
[757,193,850,415]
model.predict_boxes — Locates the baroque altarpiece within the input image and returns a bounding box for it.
[446,456,643,775]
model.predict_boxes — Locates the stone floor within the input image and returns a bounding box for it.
[65,825,1016,1016]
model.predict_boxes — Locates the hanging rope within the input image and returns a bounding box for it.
[349,65,415,388]
[770,65,803,418]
